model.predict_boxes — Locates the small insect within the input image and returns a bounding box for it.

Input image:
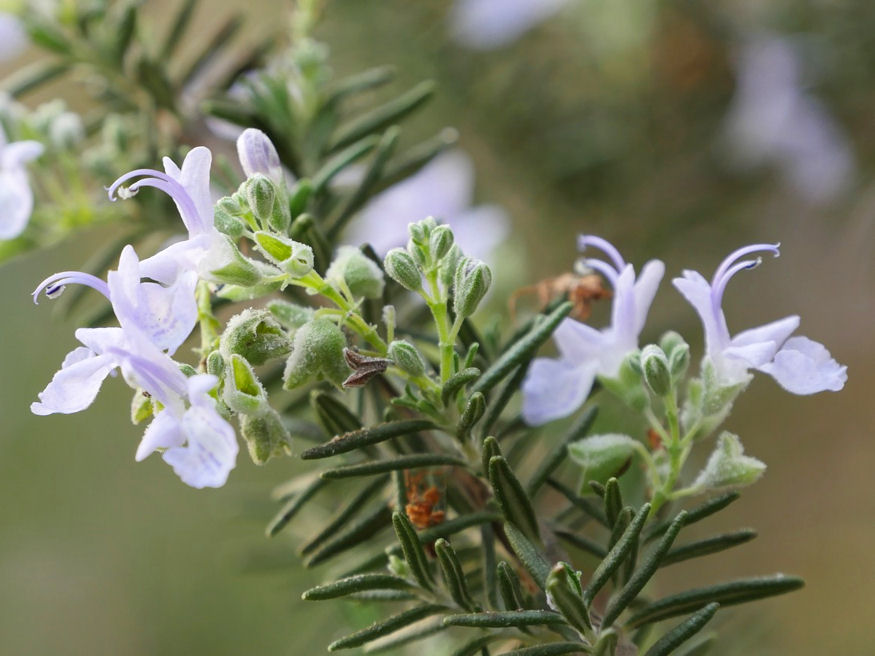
[509,272,611,322]
[404,470,446,529]
[342,348,391,388]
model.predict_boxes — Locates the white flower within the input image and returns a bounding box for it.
[673,243,847,394]
[522,235,664,425]
[344,150,509,262]
[449,0,570,50]
[0,13,27,62]
[0,126,43,239]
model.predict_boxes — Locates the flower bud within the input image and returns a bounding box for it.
[267,300,313,331]
[237,127,283,183]
[407,238,429,269]
[453,257,492,318]
[568,434,639,493]
[408,217,436,245]
[668,342,690,380]
[201,235,263,287]
[223,353,269,416]
[384,248,422,291]
[206,351,225,377]
[429,224,454,260]
[220,308,292,366]
[693,432,766,491]
[388,340,427,377]
[240,408,292,465]
[439,244,462,288]
[246,173,276,225]
[283,318,349,390]
[253,231,314,277]
[325,246,385,299]
[214,205,246,239]
[641,344,671,396]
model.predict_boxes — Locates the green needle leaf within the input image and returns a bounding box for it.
[527,406,599,496]
[644,492,739,543]
[489,456,540,542]
[300,419,435,459]
[660,529,757,568]
[442,367,481,406]
[392,511,434,590]
[546,564,593,633]
[498,561,529,611]
[504,523,551,589]
[300,476,389,555]
[642,603,719,656]
[435,539,477,611]
[583,503,651,606]
[306,505,393,568]
[601,511,688,628]
[603,478,623,528]
[626,575,804,628]
[443,610,565,628]
[327,66,396,104]
[266,476,328,536]
[302,574,414,601]
[502,644,590,656]
[321,454,466,480]
[471,302,574,396]
[328,604,445,651]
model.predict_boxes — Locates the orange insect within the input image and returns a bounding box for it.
[510,272,611,322]
[404,470,446,529]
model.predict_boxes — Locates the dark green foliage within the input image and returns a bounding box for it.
[642,603,719,656]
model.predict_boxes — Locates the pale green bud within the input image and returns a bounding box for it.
[201,235,262,286]
[429,224,454,260]
[220,308,292,366]
[408,217,436,245]
[407,238,429,268]
[693,432,766,491]
[246,173,276,227]
[439,244,462,288]
[668,342,690,380]
[267,300,313,331]
[453,257,492,318]
[387,553,410,578]
[206,351,225,377]
[253,231,314,277]
[283,318,349,390]
[388,340,427,377]
[568,434,640,494]
[223,354,269,416]
[214,206,246,239]
[384,248,422,291]
[240,408,292,465]
[641,344,671,396]
[325,246,385,299]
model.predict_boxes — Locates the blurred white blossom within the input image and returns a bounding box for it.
[345,150,509,262]
[449,0,570,50]
[723,34,853,203]
[0,13,27,61]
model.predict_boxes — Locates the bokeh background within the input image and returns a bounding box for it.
[1,1,874,654]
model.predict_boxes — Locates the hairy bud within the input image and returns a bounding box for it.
[641,344,671,396]
[220,308,292,366]
[693,432,766,491]
[384,248,422,291]
[388,340,427,377]
[326,246,385,299]
[453,257,492,318]
[283,318,349,389]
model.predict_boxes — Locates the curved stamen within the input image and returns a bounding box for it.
[710,257,763,320]
[33,271,110,304]
[107,169,206,236]
[583,258,620,286]
[578,235,627,273]
[711,243,780,289]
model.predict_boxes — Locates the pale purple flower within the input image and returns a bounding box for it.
[0,13,27,62]
[723,34,853,203]
[236,128,283,183]
[522,236,664,425]
[673,243,847,394]
[345,150,508,261]
[107,147,220,284]
[0,125,43,239]
[449,0,570,50]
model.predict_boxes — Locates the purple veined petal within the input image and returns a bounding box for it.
[609,264,638,347]
[673,270,730,355]
[0,170,33,239]
[522,357,598,425]
[446,204,509,262]
[2,140,43,169]
[632,260,664,335]
[757,335,847,394]
[32,268,110,304]
[163,147,214,230]
[138,234,211,284]
[30,349,116,415]
[236,128,283,182]
[135,409,185,461]
[552,316,604,362]
[107,168,207,237]
[163,403,238,488]
[73,326,127,354]
[730,315,799,350]
[106,342,188,413]
[186,373,219,405]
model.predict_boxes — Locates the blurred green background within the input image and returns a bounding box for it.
[1,1,874,654]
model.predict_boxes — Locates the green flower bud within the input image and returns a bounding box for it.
[408,217,436,245]
[407,238,429,268]
[240,408,292,465]
[388,340,427,376]
[325,246,385,299]
[253,231,314,277]
[283,318,349,390]
[693,432,766,491]
[220,308,292,366]
[453,257,492,318]
[246,173,276,228]
[429,224,454,260]
[201,234,263,286]
[223,354,269,415]
[217,195,243,216]
[668,342,690,380]
[384,248,422,291]
[267,300,313,331]
[568,434,640,494]
[641,344,671,396]
[206,351,225,377]
[439,244,462,288]
[214,206,246,238]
